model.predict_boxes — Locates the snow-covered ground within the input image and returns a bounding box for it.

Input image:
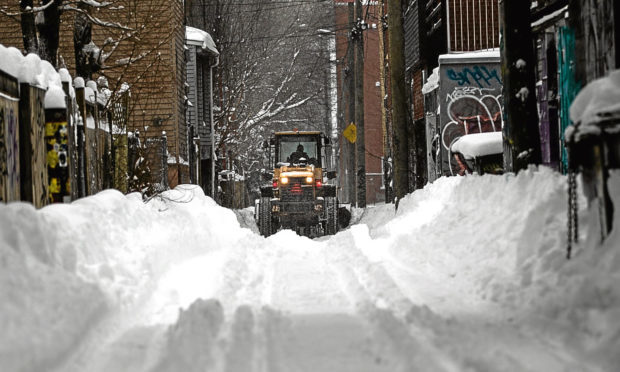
[1,168,619,372]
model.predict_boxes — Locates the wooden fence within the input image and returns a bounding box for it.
[0,67,130,207]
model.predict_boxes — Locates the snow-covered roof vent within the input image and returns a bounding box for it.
[185,26,219,56]
[451,132,503,160]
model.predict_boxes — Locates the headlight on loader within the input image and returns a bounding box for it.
[305,176,313,184]
[280,176,289,185]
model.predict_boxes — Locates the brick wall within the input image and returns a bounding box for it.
[411,68,424,120]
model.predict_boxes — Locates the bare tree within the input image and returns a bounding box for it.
[194,0,334,174]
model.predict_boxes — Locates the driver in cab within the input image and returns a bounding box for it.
[288,144,309,164]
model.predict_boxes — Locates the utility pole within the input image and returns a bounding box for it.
[377,0,391,203]
[346,2,357,206]
[387,0,409,205]
[499,0,542,172]
[354,0,366,208]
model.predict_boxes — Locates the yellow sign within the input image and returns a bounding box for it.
[343,123,357,143]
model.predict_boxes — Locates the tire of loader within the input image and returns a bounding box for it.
[258,197,273,237]
[325,197,338,235]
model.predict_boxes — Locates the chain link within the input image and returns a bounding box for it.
[567,169,578,259]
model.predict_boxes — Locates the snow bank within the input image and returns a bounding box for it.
[2,165,619,370]
[0,186,252,372]
[359,167,620,369]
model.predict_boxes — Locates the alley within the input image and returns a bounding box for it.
[2,168,617,372]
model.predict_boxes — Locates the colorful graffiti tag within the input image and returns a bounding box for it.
[446,66,502,88]
[439,58,503,176]
[46,120,70,202]
[441,87,503,152]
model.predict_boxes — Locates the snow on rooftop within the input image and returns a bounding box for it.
[185,26,219,56]
[450,131,503,159]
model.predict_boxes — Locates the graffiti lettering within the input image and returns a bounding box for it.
[446,87,496,101]
[446,66,502,88]
[441,88,504,176]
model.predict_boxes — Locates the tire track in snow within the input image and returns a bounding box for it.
[329,227,595,372]
[325,230,458,372]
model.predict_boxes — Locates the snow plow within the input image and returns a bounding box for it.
[257,131,341,237]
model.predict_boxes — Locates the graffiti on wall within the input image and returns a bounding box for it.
[446,66,502,88]
[439,60,503,176]
[441,87,503,152]
[1,100,20,201]
[46,120,70,202]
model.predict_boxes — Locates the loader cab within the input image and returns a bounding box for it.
[269,131,331,170]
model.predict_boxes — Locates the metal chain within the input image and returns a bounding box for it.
[567,169,578,259]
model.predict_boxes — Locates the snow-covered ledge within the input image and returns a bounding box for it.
[185,26,219,56]
[450,131,503,160]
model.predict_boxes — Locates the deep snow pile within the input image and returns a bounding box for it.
[1,168,619,371]
[0,186,252,372]
[357,167,620,369]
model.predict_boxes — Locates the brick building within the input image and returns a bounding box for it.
[334,1,385,205]
[0,0,189,187]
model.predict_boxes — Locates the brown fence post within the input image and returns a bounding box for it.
[75,84,88,196]
[0,70,20,203]
[62,81,79,201]
[85,101,97,194]
[161,131,169,189]
[18,83,48,207]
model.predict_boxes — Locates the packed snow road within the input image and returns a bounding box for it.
[1,168,619,372]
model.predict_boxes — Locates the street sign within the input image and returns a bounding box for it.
[343,123,357,143]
